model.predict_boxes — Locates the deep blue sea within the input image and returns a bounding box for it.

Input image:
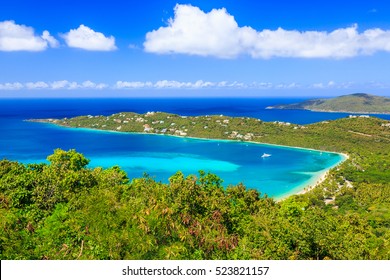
[1,98,388,198]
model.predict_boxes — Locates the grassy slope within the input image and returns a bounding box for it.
[268,93,390,113]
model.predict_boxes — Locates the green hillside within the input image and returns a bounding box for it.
[267,93,390,114]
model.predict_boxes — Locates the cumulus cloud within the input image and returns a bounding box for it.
[0,82,24,90]
[0,20,58,51]
[25,81,49,89]
[144,4,390,59]
[114,80,366,90]
[154,80,214,88]
[3,80,389,92]
[61,80,108,89]
[41,30,59,48]
[62,25,117,51]
[50,80,70,89]
[310,81,354,89]
[0,80,108,90]
[80,80,108,89]
[115,81,153,89]
[144,5,242,58]
[115,80,229,89]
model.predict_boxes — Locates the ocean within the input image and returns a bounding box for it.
[1,97,387,198]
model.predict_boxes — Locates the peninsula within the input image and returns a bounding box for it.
[30,111,390,154]
[266,93,390,114]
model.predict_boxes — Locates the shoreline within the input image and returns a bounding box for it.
[34,120,349,200]
[266,107,390,115]
[274,152,349,201]
[310,109,390,115]
[33,119,348,155]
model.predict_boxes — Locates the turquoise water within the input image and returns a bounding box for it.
[0,98,349,198]
[81,130,345,199]
[7,122,343,199]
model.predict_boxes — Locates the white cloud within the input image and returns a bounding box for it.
[0,20,58,51]
[154,80,194,88]
[62,25,117,51]
[41,30,59,48]
[2,80,390,92]
[60,80,108,90]
[0,80,108,90]
[114,80,373,90]
[50,80,69,89]
[144,4,390,59]
[67,82,81,89]
[25,81,49,89]
[253,82,273,89]
[0,82,24,90]
[116,80,224,89]
[81,80,108,89]
[275,83,301,89]
[115,81,153,89]
[312,83,325,89]
[50,80,109,90]
[309,81,355,89]
[144,5,242,58]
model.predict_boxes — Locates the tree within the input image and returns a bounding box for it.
[47,149,89,171]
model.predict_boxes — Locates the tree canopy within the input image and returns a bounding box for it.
[1,149,389,260]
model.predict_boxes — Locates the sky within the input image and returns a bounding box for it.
[1,0,390,97]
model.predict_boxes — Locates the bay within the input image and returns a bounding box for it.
[0,97,374,198]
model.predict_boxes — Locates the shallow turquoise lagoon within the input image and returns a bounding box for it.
[3,121,345,199]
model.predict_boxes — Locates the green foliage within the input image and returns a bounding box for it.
[47,148,90,171]
[1,149,389,260]
[280,197,308,219]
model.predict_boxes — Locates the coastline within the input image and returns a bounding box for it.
[266,107,390,115]
[308,109,390,115]
[34,120,349,200]
[34,119,348,155]
[274,152,349,201]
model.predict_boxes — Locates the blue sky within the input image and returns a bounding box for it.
[1,0,390,97]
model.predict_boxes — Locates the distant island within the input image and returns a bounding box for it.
[266,93,390,114]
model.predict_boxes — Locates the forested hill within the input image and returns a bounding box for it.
[266,93,390,114]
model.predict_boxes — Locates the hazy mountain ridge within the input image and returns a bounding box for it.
[267,93,390,114]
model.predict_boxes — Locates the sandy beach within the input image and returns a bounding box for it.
[276,152,349,201]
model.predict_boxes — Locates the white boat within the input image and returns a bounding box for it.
[261,153,271,158]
